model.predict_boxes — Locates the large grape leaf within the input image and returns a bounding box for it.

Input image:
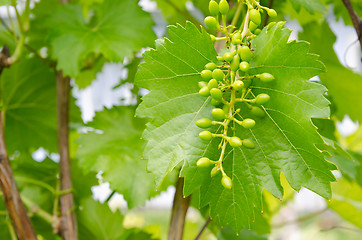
[299,22,362,123]
[136,21,336,232]
[1,58,57,154]
[76,107,156,208]
[47,0,156,77]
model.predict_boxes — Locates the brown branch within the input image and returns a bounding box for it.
[57,0,77,237]
[194,217,211,240]
[168,177,191,240]
[57,71,78,240]
[0,114,37,239]
[342,0,362,49]
[321,225,362,233]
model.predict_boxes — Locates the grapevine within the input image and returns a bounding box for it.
[196,0,277,189]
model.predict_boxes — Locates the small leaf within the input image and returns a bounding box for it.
[76,106,156,208]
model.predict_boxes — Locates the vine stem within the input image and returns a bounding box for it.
[57,70,78,240]
[56,0,77,237]
[0,111,37,239]
[263,0,274,27]
[168,177,191,240]
[342,0,362,49]
[194,217,211,240]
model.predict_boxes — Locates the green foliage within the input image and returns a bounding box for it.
[47,0,156,78]
[77,197,125,239]
[299,21,362,123]
[1,58,57,154]
[329,180,362,229]
[76,107,156,208]
[289,0,326,13]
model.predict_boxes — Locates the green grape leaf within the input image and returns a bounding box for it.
[47,0,156,77]
[136,21,336,232]
[1,58,57,154]
[329,179,362,229]
[299,22,362,123]
[76,106,155,208]
[289,0,327,13]
[77,198,125,239]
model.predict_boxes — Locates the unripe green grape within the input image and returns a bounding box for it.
[239,61,250,72]
[247,35,255,41]
[195,118,212,128]
[221,175,232,189]
[256,93,270,105]
[219,0,229,15]
[212,69,225,81]
[211,108,225,121]
[257,73,275,82]
[249,21,258,32]
[250,106,266,118]
[249,9,261,26]
[230,54,240,71]
[199,130,213,141]
[199,86,210,97]
[229,136,242,147]
[211,98,222,106]
[241,118,255,128]
[223,104,229,115]
[201,70,212,80]
[198,81,207,88]
[223,52,234,62]
[242,139,256,149]
[217,56,223,61]
[254,29,261,35]
[208,78,218,89]
[211,166,220,177]
[238,46,253,62]
[210,88,223,100]
[232,31,241,45]
[233,80,244,91]
[205,16,218,29]
[267,8,277,18]
[209,0,219,16]
[197,157,212,167]
[205,62,217,70]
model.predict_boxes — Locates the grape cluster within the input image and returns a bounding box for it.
[195,0,277,189]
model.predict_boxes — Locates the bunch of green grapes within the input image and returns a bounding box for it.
[196,0,277,189]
